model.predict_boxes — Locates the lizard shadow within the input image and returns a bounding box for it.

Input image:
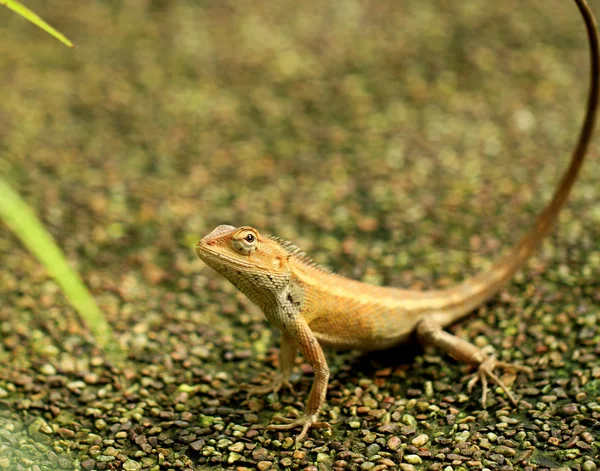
[329,339,465,400]
[355,342,421,368]
[330,340,426,383]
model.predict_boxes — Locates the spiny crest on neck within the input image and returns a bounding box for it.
[267,235,332,274]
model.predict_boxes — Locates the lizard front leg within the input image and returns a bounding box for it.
[267,317,331,443]
[416,317,532,407]
[245,332,297,398]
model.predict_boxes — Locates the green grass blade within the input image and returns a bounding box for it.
[0,177,123,364]
[1,0,74,48]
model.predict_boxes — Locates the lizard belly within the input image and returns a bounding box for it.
[308,305,417,351]
[297,264,431,351]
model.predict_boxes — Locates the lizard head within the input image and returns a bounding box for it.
[195,225,292,279]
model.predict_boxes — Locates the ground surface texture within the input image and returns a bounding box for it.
[1,1,599,470]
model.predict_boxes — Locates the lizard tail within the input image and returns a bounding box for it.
[435,0,599,324]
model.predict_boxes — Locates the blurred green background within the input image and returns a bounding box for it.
[1,1,599,469]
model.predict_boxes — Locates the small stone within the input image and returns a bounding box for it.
[243,413,258,424]
[576,440,592,451]
[316,453,332,464]
[94,419,107,430]
[83,373,98,384]
[366,444,380,457]
[404,455,422,465]
[40,364,57,375]
[349,421,361,429]
[402,414,416,426]
[104,447,119,457]
[455,431,470,443]
[140,457,157,468]
[57,428,75,439]
[256,461,272,471]
[0,388,8,398]
[227,452,242,464]
[363,432,377,444]
[583,461,597,471]
[122,460,141,471]
[494,445,516,457]
[361,462,375,470]
[378,423,400,434]
[67,381,86,390]
[388,436,401,451]
[399,465,417,471]
[190,439,205,451]
[560,404,579,416]
[81,459,95,470]
[368,409,386,419]
[411,434,429,447]
[0,459,10,469]
[217,438,233,450]
[479,438,491,449]
[228,442,244,453]
[252,447,271,462]
[582,432,595,443]
[28,418,53,445]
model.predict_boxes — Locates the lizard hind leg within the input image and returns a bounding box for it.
[244,374,295,400]
[416,317,533,408]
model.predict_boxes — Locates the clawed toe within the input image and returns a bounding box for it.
[267,412,331,443]
[466,356,531,408]
[243,376,295,401]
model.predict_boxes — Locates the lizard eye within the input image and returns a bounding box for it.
[233,230,258,255]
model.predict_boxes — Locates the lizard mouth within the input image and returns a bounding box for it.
[195,241,257,270]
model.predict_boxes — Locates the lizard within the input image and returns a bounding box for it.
[195,0,599,442]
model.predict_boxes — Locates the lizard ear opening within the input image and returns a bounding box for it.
[232,229,259,255]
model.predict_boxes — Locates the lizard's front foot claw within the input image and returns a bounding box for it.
[243,374,295,401]
[467,356,533,408]
[267,410,331,444]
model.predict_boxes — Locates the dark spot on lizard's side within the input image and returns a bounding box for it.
[282,293,297,319]
[288,293,302,307]
[287,279,305,306]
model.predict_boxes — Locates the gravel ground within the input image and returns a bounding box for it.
[1,1,599,470]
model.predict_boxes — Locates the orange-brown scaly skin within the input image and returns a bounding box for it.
[195,0,599,443]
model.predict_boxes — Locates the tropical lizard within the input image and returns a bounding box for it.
[195,0,599,442]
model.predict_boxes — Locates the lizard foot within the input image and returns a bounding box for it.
[243,374,295,401]
[467,356,533,408]
[267,410,331,443]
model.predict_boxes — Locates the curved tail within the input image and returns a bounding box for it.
[437,0,599,323]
